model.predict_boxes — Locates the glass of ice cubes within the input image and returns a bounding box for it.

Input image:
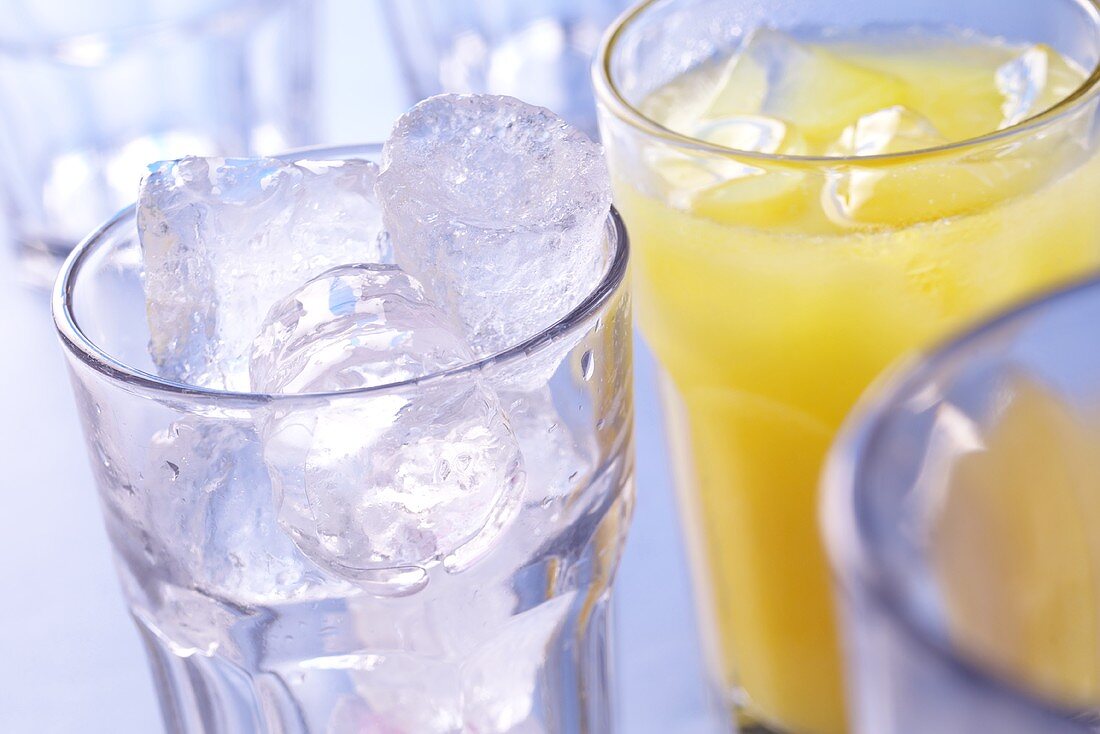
[52,139,633,733]
[822,273,1100,734]
[0,0,313,284]
[380,0,631,137]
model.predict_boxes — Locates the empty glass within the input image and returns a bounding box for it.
[380,0,630,137]
[823,273,1100,733]
[0,0,313,282]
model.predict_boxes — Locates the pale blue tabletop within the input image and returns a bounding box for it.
[0,1,724,731]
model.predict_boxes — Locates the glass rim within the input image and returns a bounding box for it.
[52,142,630,406]
[821,271,1100,723]
[593,0,1100,166]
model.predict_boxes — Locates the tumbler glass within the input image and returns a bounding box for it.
[53,144,634,733]
[0,0,313,282]
[823,273,1100,734]
[595,0,1100,731]
[380,0,630,137]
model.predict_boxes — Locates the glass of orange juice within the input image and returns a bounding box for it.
[594,0,1100,732]
[822,273,1100,734]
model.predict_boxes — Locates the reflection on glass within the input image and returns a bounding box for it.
[824,274,1100,734]
[0,0,314,282]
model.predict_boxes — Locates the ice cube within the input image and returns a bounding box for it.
[377,94,611,363]
[702,29,909,146]
[343,589,575,733]
[688,168,811,228]
[496,387,593,506]
[461,592,575,732]
[997,44,1084,129]
[829,106,947,157]
[139,156,385,391]
[694,115,793,153]
[339,656,463,733]
[250,263,469,394]
[822,106,955,227]
[144,418,341,604]
[641,46,827,226]
[644,114,810,227]
[252,265,526,590]
[819,106,1040,227]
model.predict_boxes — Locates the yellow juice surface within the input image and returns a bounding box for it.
[931,379,1100,708]
[609,30,1100,734]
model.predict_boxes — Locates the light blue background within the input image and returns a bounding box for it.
[0,2,724,731]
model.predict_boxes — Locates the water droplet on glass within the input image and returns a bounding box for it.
[580,350,595,381]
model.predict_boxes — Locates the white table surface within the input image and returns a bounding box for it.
[0,2,726,731]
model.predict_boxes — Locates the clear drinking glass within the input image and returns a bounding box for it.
[380,0,630,137]
[594,1,1100,732]
[0,0,313,283]
[52,144,634,733]
[822,273,1100,734]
